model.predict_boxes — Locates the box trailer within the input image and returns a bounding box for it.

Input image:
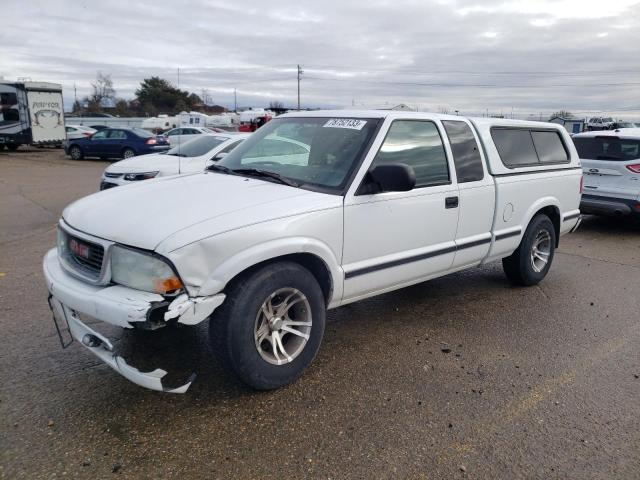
[0,81,66,150]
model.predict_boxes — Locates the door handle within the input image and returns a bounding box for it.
[445,196,459,209]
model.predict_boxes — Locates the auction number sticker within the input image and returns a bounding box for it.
[323,119,367,130]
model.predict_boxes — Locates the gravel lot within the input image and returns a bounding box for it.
[1,147,639,479]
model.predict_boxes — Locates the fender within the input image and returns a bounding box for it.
[197,236,343,307]
[521,196,560,231]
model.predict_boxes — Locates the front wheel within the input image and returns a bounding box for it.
[502,214,556,286]
[6,144,19,151]
[69,145,83,160]
[209,262,326,390]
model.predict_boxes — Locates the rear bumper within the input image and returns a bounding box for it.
[580,195,640,217]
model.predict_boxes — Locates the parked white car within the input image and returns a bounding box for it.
[586,117,614,131]
[65,125,96,141]
[99,133,249,189]
[572,129,640,218]
[44,111,582,393]
[164,126,219,146]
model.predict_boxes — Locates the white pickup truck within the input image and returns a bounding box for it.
[43,111,582,393]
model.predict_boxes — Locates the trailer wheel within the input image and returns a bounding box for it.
[69,145,83,160]
[7,144,19,151]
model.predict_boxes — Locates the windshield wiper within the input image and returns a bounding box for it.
[232,168,300,187]
[206,164,235,174]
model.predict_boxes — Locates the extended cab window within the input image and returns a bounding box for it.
[442,120,484,182]
[492,128,568,167]
[372,120,449,187]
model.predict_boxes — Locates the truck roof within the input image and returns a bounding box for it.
[282,110,559,129]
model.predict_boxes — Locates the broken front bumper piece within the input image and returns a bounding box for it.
[43,248,226,393]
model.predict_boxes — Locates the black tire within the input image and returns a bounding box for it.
[209,261,326,390]
[69,145,83,160]
[502,214,556,286]
[7,144,19,151]
[122,148,135,159]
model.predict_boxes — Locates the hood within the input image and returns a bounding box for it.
[63,172,339,251]
[105,153,182,175]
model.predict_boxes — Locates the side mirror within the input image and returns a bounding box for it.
[212,152,227,161]
[362,163,416,194]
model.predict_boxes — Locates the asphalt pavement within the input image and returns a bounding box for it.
[1,148,639,479]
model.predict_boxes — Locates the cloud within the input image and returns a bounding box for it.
[1,0,639,117]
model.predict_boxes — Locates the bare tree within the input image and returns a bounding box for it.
[550,110,573,119]
[269,101,285,110]
[90,71,116,105]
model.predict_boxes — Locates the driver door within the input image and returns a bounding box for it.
[342,118,460,301]
[85,129,108,156]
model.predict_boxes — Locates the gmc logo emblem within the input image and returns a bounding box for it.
[69,239,89,259]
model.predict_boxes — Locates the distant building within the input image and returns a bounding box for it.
[549,116,585,134]
[372,103,416,111]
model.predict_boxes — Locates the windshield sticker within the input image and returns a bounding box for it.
[323,119,367,130]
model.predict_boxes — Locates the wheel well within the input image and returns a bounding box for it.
[226,253,333,306]
[535,206,561,247]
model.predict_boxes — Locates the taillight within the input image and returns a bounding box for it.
[626,164,640,173]
[145,138,157,145]
[83,132,92,137]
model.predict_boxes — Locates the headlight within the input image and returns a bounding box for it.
[110,245,182,294]
[123,171,159,181]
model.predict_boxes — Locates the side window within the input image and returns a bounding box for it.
[372,120,449,188]
[166,129,179,136]
[531,131,568,163]
[220,140,243,154]
[91,130,108,140]
[442,120,484,183]
[65,126,74,133]
[491,129,539,167]
[108,130,127,140]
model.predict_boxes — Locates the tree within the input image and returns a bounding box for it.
[90,71,115,105]
[135,76,199,114]
[269,101,285,110]
[550,110,572,119]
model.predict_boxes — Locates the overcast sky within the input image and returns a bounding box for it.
[2,0,639,118]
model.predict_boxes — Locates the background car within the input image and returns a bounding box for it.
[164,126,219,146]
[89,125,108,131]
[65,127,170,160]
[99,133,249,189]
[573,129,640,219]
[612,121,636,130]
[586,117,615,131]
[64,125,96,141]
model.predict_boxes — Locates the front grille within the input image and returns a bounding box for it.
[59,229,105,281]
[104,172,123,178]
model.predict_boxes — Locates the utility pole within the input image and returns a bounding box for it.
[234,88,237,112]
[297,64,304,111]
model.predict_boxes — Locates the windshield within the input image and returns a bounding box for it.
[131,128,155,138]
[218,117,380,192]
[166,135,228,157]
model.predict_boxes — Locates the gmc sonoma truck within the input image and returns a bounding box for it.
[43,111,582,393]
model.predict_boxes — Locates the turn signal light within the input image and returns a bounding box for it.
[626,164,640,173]
[154,276,183,294]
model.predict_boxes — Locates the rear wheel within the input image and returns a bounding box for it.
[209,262,326,390]
[7,144,19,151]
[502,214,556,286]
[69,145,83,160]
[122,148,135,159]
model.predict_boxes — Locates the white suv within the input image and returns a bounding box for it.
[44,111,581,393]
[573,129,640,218]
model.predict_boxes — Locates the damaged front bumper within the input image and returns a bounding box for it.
[43,248,225,392]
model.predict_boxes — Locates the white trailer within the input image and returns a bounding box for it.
[0,81,66,150]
